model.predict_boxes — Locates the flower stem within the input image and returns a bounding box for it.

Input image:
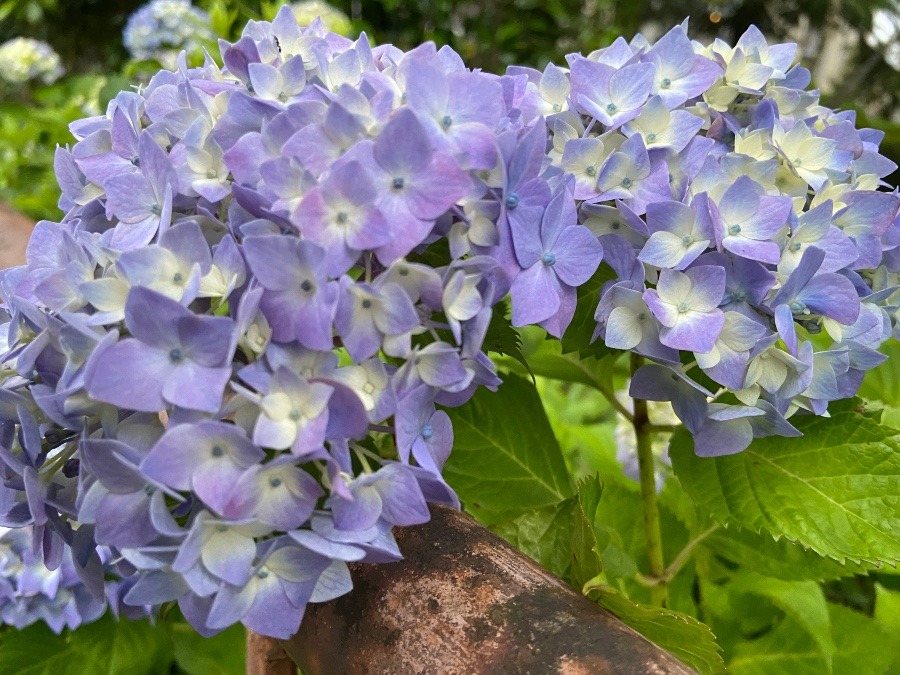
[630,353,667,607]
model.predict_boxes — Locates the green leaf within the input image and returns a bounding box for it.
[729,604,895,675]
[171,620,246,675]
[669,403,900,564]
[444,373,574,524]
[570,475,607,586]
[481,301,532,380]
[493,501,581,579]
[585,586,725,675]
[726,573,834,670]
[494,475,638,593]
[0,614,173,675]
[701,527,869,581]
[559,263,617,359]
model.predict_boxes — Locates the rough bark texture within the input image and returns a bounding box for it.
[246,631,296,675]
[282,505,695,675]
[0,201,33,270]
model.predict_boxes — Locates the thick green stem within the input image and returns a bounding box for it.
[630,353,667,607]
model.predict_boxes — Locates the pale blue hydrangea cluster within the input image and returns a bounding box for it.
[0,527,148,632]
[0,37,64,85]
[123,0,215,65]
[0,10,896,640]
[535,23,900,455]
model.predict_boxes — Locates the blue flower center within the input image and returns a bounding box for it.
[289,408,302,421]
[552,103,561,112]
[606,103,617,114]
[637,312,646,321]
[211,445,225,458]
[168,348,184,363]
[336,211,348,224]
[542,252,557,266]
[361,299,372,309]
[150,203,161,216]
[646,133,657,143]
[506,193,520,209]
[421,423,434,440]
[729,289,746,303]
[611,221,621,230]
[677,302,690,313]
[257,569,269,579]
[790,300,807,313]
[681,234,694,245]
[585,165,596,176]
[173,272,184,285]
[621,177,633,188]
[300,279,314,293]
[793,158,802,166]
[269,477,282,488]
[789,242,802,252]
[131,157,140,167]
[440,115,453,130]
[143,485,156,495]
[392,177,405,190]
[206,169,217,179]
[661,78,672,89]
[728,224,742,236]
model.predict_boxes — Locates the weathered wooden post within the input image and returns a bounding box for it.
[276,506,694,675]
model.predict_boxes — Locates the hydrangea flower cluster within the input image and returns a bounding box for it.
[0,6,603,638]
[123,0,216,67]
[533,23,900,456]
[0,8,897,639]
[0,37,64,85]
[0,526,146,632]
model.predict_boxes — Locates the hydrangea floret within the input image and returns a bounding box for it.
[0,9,897,638]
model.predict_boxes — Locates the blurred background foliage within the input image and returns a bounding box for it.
[2,0,900,219]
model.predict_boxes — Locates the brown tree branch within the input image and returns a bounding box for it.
[281,505,695,675]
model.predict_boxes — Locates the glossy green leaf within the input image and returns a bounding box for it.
[444,373,574,524]
[0,614,173,675]
[701,527,870,581]
[586,586,725,675]
[670,402,900,564]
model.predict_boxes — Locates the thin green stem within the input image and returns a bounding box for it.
[40,444,77,478]
[595,380,634,423]
[635,523,720,587]
[630,353,667,607]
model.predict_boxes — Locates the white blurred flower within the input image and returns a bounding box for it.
[0,38,64,85]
